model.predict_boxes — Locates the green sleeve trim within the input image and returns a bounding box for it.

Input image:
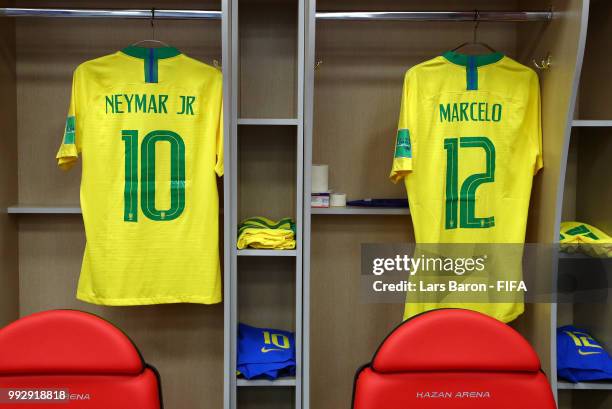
[63,116,76,144]
[394,129,412,159]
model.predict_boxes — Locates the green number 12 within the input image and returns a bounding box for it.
[444,136,495,229]
[122,130,186,222]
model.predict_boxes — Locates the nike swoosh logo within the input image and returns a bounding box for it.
[261,347,282,353]
[578,349,603,356]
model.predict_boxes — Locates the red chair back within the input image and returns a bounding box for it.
[352,309,556,409]
[0,310,162,409]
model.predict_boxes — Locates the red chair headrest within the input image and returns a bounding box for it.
[373,309,540,373]
[0,310,144,375]
[352,309,556,409]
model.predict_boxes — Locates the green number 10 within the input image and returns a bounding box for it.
[122,130,186,222]
[444,136,495,229]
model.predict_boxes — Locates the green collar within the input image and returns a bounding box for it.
[442,51,504,67]
[121,46,181,59]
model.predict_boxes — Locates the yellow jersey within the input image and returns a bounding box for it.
[390,52,542,322]
[57,46,223,306]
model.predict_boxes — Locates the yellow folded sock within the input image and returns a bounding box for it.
[237,217,296,250]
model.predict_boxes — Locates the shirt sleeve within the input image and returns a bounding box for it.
[215,99,224,177]
[390,69,416,183]
[56,68,82,171]
[528,71,543,175]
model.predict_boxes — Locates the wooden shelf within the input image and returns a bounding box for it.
[237,118,299,126]
[558,381,612,390]
[237,249,297,256]
[237,377,296,387]
[311,206,409,215]
[7,205,81,214]
[572,120,612,127]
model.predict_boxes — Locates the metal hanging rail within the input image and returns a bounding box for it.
[316,10,553,22]
[0,8,552,22]
[0,8,221,20]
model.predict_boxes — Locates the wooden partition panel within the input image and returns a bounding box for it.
[313,0,518,200]
[518,0,587,244]
[561,135,579,221]
[309,0,589,407]
[310,218,410,409]
[578,0,612,120]
[515,0,588,377]
[0,1,19,327]
[239,0,298,119]
[238,126,297,221]
[576,129,612,232]
[15,0,223,205]
[558,390,573,409]
[572,9,612,403]
[238,257,296,331]
[13,1,225,408]
[18,214,223,407]
[310,1,523,408]
[571,70,612,409]
[238,387,295,409]
[573,392,612,409]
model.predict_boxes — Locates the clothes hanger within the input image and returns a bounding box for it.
[131,9,170,48]
[451,12,497,53]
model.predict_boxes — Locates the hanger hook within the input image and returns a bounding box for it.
[473,10,480,43]
[533,52,552,70]
[151,8,156,40]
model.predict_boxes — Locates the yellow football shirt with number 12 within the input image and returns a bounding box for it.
[57,46,223,306]
[390,51,543,323]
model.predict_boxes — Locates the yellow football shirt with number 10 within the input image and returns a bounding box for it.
[57,46,223,306]
[390,51,543,323]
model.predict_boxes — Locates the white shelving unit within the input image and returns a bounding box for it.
[236,249,297,256]
[7,205,81,214]
[572,120,612,127]
[311,206,409,215]
[237,377,297,387]
[226,0,305,407]
[554,2,612,408]
[558,382,612,391]
[237,118,300,126]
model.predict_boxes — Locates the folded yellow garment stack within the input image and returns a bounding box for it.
[560,221,612,258]
[237,217,296,250]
